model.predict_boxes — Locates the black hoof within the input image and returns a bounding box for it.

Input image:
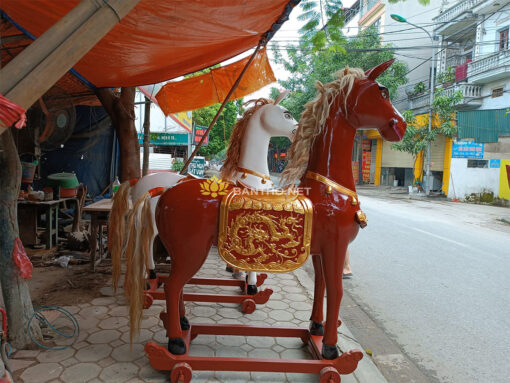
[148,269,157,280]
[168,337,187,355]
[322,344,339,360]
[180,316,190,331]
[309,321,324,336]
[226,265,234,273]
[247,284,258,295]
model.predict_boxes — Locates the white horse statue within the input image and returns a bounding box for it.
[109,92,297,295]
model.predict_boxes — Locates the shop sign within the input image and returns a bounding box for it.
[193,125,209,146]
[137,132,188,145]
[188,157,206,178]
[490,159,501,168]
[452,140,484,159]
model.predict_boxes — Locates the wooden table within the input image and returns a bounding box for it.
[18,198,76,249]
[83,198,112,271]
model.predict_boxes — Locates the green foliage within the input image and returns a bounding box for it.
[274,27,408,120]
[172,159,184,172]
[413,81,426,95]
[436,66,455,85]
[193,99,244,158]
[392,89,464,156]
[298,0,346,52]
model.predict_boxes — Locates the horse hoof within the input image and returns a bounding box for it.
[180,316,190,331]
[148,269,157,280]
[322,344,339,360]
[226,265,234,273]
[309,321,324,336]
[247,284,258,295]
[168,337,187,355]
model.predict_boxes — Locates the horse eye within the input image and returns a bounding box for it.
[284,112,292,119]
[381,90,388,100]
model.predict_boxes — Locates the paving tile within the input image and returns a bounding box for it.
[91,297,116,306]
[87,329,121,344]
[7,358,35,372]
[60,357,79,367]
[282,286,302,293]
[108,306,129,317]
[192,305,217,317]
[247,349,279,359]
[20,362,63,382]
[189,344,214,357]
[215,371,251,382]
[80,306,109,318]
[77,303,91,308]
[73,341,90,350]
[99,362,139,383]
[285,373,320,382]
[98,357,116,368]
[111,343,145,362]
[152,329,167,344]
[60,362,101,383]
[217,308,243,319]
[216,335,246,347]
[276,337,307,349]
[99,316,128,330]
[75,344,113,362]
[138,365,168,382]
[111,339,124,347]
[285,293,307,302]
[62,306,80,315]
[99,286,116,297]
[245,336,275,348]
[13,350,39,359]
[265,300,289,310]
[280,348,312,360]
[268,310,294,322]
[140,316,160,329]
[36,347,75,363]
[75,314,100,331]
[215,345,247,358]
[250,371,287,382]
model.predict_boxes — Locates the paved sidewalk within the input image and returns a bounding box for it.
[12,249,387,383]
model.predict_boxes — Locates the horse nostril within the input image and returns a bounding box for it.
[389,118,397,127]
[292,129,297,135]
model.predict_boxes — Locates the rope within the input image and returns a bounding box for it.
[28,306,80,351]
[0,93,26,129]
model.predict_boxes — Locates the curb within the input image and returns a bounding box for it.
[293,267,388,383]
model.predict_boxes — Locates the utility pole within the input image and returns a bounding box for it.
[142,97,151,176]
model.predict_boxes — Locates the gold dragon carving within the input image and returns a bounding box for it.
[218,190,313,273]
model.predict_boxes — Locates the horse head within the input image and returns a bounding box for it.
[345,59,407,142]
[258,90,297,139]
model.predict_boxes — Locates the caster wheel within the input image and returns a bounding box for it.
[143,293,154,309]
[320,366,341,383]
[170,362,192,383]
[241,298,256,314]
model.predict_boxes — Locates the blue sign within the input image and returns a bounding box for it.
[452,140,484,159]
[489,159,501,168]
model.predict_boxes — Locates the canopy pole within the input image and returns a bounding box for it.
[0,0,143,135]
[180,41,265,175]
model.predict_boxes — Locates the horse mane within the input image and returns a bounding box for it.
[220,98,274,181]
[281,66,366,186]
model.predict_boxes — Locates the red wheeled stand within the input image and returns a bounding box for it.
[144,273,272,314]
[145,319,363,383]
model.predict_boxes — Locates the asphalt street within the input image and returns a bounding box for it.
[345,194,510,383]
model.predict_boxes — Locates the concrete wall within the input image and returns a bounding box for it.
[479,79,510,109]
[477,4,510,58]
[449,158,501,198]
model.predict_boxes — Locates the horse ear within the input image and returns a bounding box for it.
[274,90,290,105]
[365,59,395,80]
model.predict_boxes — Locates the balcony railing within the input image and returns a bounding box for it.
[408,83,482,111]
[468,50,510,81]
[434,0,484,25]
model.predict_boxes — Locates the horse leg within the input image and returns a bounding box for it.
[247,272,258,295]
[321,243,348,360]
[165,244,211,355]
[309,254,325,336]
[179,291,189,330]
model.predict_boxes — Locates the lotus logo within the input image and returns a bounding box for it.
[200,176,229,198]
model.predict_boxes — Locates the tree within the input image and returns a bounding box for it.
[273,27,409,120]
[392,89,464,170]
[193,99,244,159]
[0,128,41,348]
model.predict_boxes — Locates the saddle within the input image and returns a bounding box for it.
[218,188,313,273]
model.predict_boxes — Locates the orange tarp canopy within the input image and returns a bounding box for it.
[1,1,295,88]
[156,48,276,115]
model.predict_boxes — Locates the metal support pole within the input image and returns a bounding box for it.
[180,42,265,174]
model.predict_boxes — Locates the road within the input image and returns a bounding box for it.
[345,194,510,383]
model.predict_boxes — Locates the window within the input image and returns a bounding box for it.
[467,159,488,168]
[499,28,509,51]
[372,18,381,32]
[492,87,504,98]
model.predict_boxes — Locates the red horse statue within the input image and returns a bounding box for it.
[147,59,406,359]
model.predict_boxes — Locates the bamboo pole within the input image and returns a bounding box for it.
[180,42,264,174]
[0,0,143,135]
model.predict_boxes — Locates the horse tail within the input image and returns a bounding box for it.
[108,181,131,292]
[125,192,154,344]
